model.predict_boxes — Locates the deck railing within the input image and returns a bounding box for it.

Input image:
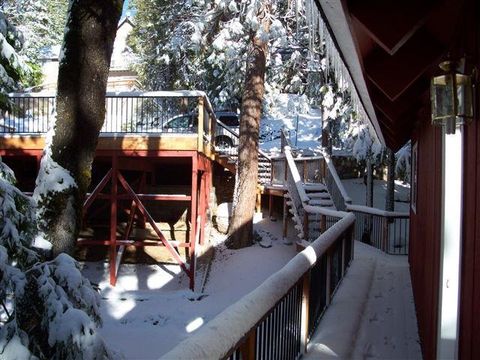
[347,204,409,255]
[162,212,355,360]
[1,91,220,152]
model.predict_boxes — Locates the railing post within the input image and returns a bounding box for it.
[382,217,388,252]
[321,214,326,233]
[197,97,204,153]
[303,212,309,241]
[325,251,332,306]
[300,272,311,355]
[239,329,256,360]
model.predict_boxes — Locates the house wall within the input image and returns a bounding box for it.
[409,119,442,360]
[459,89,480,359]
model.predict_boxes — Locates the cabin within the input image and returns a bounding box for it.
[315,0,479,358]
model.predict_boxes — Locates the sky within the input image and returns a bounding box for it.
[122,0,132,16]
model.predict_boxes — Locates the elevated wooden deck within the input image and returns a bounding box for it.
[0,91,225,290]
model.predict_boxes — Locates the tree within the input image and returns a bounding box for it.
[226,1,270,249]
[0,11,31,108]
[0,0,69,87]
[0,9,112,359]
[35,0,124,256]
[385,147,395,212]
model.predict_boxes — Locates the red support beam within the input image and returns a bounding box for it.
[189,155,199,290]
[117,171,188,272]
[109,155,118,286]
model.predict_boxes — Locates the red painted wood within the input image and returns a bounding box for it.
[189,155,198,290]
[93,193,191,201]
[109,156,118,286]
[77,239,190,247]
[0,149,43,157]
[409,120,442,360]
[117,172,188,272]
[83,169,112,210]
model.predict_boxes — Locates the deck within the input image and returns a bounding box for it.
[0,91,227,290]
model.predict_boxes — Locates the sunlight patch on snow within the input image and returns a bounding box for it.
[146,265,182,289]
[104,296,136,320]
[185,317,204,333]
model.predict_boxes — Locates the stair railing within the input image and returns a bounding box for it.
[284,146,347,241]
[321,151,352,211]
[215,119,272,184]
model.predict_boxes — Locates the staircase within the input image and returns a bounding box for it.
[282,146,349,242]
[214,144,272,184]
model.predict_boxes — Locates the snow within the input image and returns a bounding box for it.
[306,241,421,359]
[341,178,411,212]
[80,217,299,358]
[163,214,354,359]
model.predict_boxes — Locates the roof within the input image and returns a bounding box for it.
[316,0,476,151]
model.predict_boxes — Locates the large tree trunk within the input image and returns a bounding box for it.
[36,0,124,256]
[226,21,268,249]
[385,148,395,211]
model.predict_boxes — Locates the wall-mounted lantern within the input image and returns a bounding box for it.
[431,60,474,134]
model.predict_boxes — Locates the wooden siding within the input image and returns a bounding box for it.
[409,119,442,360]
[460,99,480,359]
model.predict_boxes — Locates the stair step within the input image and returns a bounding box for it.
[307,192,331,199]
[303,183,327,192]
[308,199,334,206]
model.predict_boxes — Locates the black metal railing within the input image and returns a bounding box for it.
[162,213,355,360]
[348,205,409,255]
[2,93,212,135]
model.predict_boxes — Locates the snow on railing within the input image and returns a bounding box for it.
[162,212,355,360]
[347,204,409,255]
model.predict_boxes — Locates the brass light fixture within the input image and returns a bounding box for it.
[431,60,474,134]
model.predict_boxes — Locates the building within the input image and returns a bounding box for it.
[316,0,479,358]
[38,16,139,92]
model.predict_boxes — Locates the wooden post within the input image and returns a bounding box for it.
[303,212,309,241]
[300,272,311,355]
[239,329,256,360]
[282,194,288,238]
[382,217,389,252]
[109,155,118,286]
[303,160,307,182]
[189,155,198,290]
[325,251,331,306]
[321,214,326,234]
[197,97,204,153]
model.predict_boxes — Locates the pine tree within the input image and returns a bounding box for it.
[0,11,31,108]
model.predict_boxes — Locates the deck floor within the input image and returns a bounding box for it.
[305,241,422,359]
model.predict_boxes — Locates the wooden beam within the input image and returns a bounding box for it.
[365,29,443,101]
[349,0,435,55]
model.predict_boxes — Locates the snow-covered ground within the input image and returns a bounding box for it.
[342,178,411,212]
[306,241,422,359]
[81,217,298,358]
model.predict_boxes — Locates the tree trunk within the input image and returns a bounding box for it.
[227,20,269,249]
[36,0,124,256]
[385,148,395,212]
[366,158,374,207]
[362,158,374,244]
